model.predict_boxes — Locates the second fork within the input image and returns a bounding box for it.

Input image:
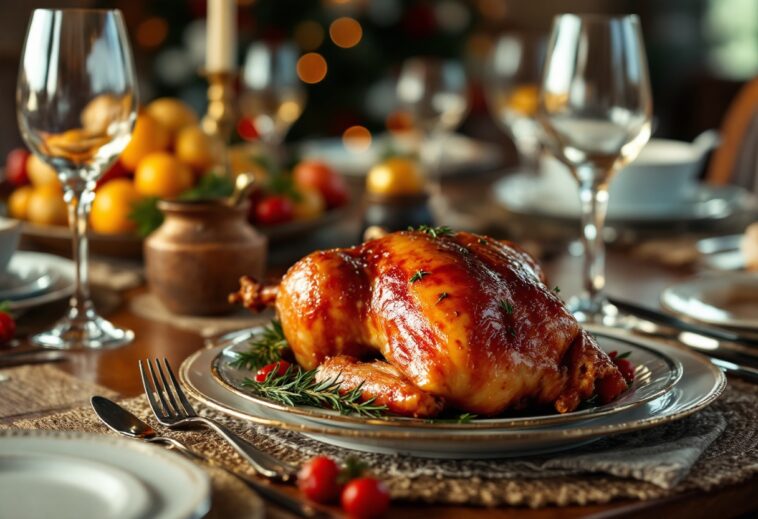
[139,357,297,482]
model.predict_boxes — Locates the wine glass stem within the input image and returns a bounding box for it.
[576,172,610,313]
[63,178,96,318]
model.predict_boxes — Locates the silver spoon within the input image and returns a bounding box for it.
[91,395,204,460]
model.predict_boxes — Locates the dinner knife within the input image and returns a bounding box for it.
[0,350,67,368]
[91,396,335,519]
[709,358,758,383]
[609,297,758,349]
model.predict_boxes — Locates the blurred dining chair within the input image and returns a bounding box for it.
[706,76,758,193]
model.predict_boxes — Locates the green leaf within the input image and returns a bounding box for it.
[435,292,449,304]
[179,174,234,201]
[615,351,631,360]
[408,225,453,238]
[0,301,10,313]
[498,299,514,314]
[129,197,163,238]
[266,173,302,202]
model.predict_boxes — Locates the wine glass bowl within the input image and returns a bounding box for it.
[396,57,468,136]
[16,8,137,349]
[484,32,547,171]
[537,14,652,321]
[239,42,305,147]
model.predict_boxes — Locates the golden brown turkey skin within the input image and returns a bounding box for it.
[239,230,626,417]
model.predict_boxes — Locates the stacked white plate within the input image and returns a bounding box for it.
[0,431,210,519]
[0,252,75,312]
[179,324,725,459]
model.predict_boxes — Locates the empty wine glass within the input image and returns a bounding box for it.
[484,32,546,172]
[537,14,652,322]
[396,58,468,213]
[17,9,138,348]
[239,42,306,148]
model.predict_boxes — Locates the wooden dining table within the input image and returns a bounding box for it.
[7,234,755,519]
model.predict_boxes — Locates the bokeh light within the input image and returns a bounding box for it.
[342,125,372,153]
[294,20,325,51]
[386,110,414,135]
[329,17,363,49]
[136,17,169,49]
[297,52,328,84]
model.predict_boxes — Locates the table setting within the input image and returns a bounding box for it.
[0,2,757,519]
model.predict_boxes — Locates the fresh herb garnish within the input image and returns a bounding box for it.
[498,299,514,314]
[242,367,388,417]
[553,285,561,293]
[436,292,449,304]
[426,412,479,424]
[456,412,477,423]
[129,196,164,237]
[409,270,430,283]
[230,320,289,370]
[615,351,631,360]
[408,225,453,238]
[179,173,234,201]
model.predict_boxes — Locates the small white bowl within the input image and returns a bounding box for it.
[0,218,21,274]
[540,134,717,211]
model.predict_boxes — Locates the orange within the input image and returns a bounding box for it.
[90,178,141,234]
[366,157,425,196]
[175,126,215,172]
[8,186,34,219]
[134,151,193,198]
[27,154,61,189]
[146,98,198,137]
[27,185,68,226]
[120,112,170,171]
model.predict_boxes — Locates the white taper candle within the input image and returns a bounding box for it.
[206,0,237,72]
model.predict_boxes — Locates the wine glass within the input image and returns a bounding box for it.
[484,32,547,172]
[239,42,306,149]
[17,9,138,348]
[396,58,468,213]
[537,14,652,322]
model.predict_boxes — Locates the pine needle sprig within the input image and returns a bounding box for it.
[242,368,389,417]
[408,225,453,238]
[230,320,289,370]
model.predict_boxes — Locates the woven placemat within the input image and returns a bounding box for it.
[4,378,757,508]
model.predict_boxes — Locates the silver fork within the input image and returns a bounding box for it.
[139,357,297,482]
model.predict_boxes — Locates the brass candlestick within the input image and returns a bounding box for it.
[201,71,236,176]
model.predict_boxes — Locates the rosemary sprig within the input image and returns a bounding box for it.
[242,367,389,417]
[498,299,514,314]
[426,412,479,424]
[436,292,449,304]
[408,225,453,238]
[230,320,289,370]
[409,270,430,283]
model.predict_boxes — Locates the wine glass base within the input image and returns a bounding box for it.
[31,313,134,350]
[569,297,622,327]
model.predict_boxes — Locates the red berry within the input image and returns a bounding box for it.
[255,195,294,225]
[5,148,30,186]
[254,360,292,383]
[341,477,390,519]
[297,456,342,504]
[0,312,16,344]
[615,358,635,384]
[608,350,618,360]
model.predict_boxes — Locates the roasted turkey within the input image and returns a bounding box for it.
[231,230,627,418]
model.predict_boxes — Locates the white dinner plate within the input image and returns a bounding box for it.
[298,133,502,177]
[181,326,724,459]
[0,431,211,519]
[492,173,751,223]
[661,272,758,330]
[5,252,75,312]
[0,262,58,301]
[210,325,682,430]
[696,235,746,271]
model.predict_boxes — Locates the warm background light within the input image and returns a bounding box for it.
[294,20,325,51]
[329,17,363,49]
[296,52,328,84]
[342,125,372,153]
[136,17,168,49]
